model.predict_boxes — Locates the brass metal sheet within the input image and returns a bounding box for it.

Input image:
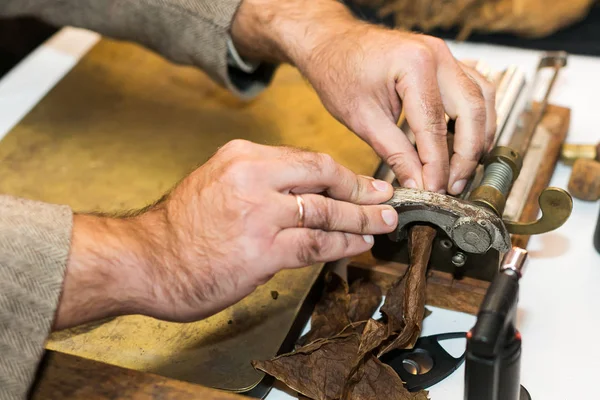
[0,38,379,391]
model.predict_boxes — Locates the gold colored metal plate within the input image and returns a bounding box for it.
[0,38,379,391]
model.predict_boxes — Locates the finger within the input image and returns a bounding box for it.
[395,49,448,193]
[425,40,487,195]
[460,63,497,152]
[272,229,374,269]
[277,193,397,234]
[350,106,424,190]
[269,154,394,205]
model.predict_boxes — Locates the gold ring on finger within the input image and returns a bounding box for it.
[295,194,305,228]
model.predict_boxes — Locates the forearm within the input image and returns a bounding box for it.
[54,214,153,329]
[56,207,223,329]
[231,0,359,71]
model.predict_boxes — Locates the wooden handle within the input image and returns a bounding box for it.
[568,158,600,201]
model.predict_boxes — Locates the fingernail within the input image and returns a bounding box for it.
[437,189,447,194]
[372,179,390,192]
[403,179,418,189]
[363,235,374,244]
[451,179,467,194]
[382,209,397,226]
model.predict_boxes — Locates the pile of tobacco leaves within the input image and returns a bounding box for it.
[252,225,436,400]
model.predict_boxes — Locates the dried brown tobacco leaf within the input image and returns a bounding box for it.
[348,279,382,322]
[378,225,436,356]
[340,318,387,399]
[253,334,360,400]
[254,332,428,400]
[380,268,409,334]
[425,307,433,318]
[297,272,351,346]
[346,355,430,400]
[342,225,436,394]
[357,319,388,355]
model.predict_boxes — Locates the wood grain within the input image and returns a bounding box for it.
[568,158,600,201]
[349,252,487,316]
[512,104,571,248]
[31,351,246,400]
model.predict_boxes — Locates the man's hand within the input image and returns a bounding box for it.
[231,0,496,194]
[54,140,396,329]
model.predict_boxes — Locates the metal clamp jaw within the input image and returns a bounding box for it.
[386,189,511,255]
[385,185,572,256]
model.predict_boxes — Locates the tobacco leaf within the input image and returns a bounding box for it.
[254,332,428,400]
[297,272,352,346]
[348,279,382,322]
[342,225,436,395]
[338,318,385,399]
[379,267,410,334]
[262,227,435,400]
[378,225,436,356]
[357,319,388,355]
[346,355,430,400]
[253,333,360,400]
[425,307,432,318]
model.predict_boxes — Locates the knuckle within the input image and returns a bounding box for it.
[341,232,351,251]
[463,76,486,103]
[470,105,488,126]
[409,43,436,66]
[224,159,258,186]
[296,230,328,265]
[317,153,337,171]
[218,139,253,155]
[426,120,449,139]
[424,36,447,52]
[480,79,496,100]
[357,207,370,232]
[313,197,336,231]
[349,176,364,203]
[386,152,417,173]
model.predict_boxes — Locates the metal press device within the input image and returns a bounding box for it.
[367,52,572,400]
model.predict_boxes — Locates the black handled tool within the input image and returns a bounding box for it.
[465,246,532,400]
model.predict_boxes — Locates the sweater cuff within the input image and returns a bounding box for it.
[183,0,278,99]
[0,196,73,399]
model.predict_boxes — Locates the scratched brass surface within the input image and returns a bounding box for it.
[0,38,379,391]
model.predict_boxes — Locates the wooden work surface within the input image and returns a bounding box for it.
[32,351,247,400]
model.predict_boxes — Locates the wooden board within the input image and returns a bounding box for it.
[31,351,246,400]
[349,253,487,316]
[509,104,571,247]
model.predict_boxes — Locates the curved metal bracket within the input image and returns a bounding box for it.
[385,188,511,254]
[504,187,573,235]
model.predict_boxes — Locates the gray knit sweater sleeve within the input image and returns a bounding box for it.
[0,0,277,98]
[0,196,72,400]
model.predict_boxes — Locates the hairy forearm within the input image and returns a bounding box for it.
[231,0,358,70]
[54,214,157,329]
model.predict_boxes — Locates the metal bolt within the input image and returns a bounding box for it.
[452,252,467,267]
[481,161,513,196]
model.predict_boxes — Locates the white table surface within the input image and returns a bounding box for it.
[1,27,599,400]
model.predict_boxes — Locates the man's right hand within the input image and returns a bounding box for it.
[54,140,397,329]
